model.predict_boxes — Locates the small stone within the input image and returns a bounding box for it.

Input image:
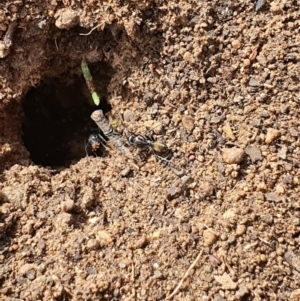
[132,235,148,249]
[227,235,236,244]
[278,146,287,159]
[266,192,285,202]
[86,239,100,251]
[232,39,241,49]
[0,41,10,58]
[167,186,181,199]
[255,0,266,11]
[289,127,299,137]
[182,115,195,131]
[203,229,218,247]
[181,175,194,186]
[284,250,300,272]
[123,109,134,122]
[222,147,245,164]
[214,272,238,290]
[119,262,127,269]
[55,212,73,228]
[235,224,246,237]
[18,264,37,278]
[222,123,235,140]
[293,218,300,226]
[96,230,113,245]
[198,181,214,197]
[260,254,267,263]
[61,197,75,212]
[86,266,97,275]
[223,208,236,220]
[183,51,193,63]
[245,145,262,162]
[213,294,225,301]
[54,8,79,30]
[248,78,261,87]
[265,128,281,144]
[290,289,300,300]
[235,285,249,298]
[120,167,131,177]
[37,239,46,251]
[154,270,163,279]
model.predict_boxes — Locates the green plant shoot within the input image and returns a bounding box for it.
[81,60,100,106]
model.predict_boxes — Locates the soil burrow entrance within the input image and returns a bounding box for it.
[21,61,114,167]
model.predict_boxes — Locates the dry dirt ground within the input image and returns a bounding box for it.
[0,0,300,300]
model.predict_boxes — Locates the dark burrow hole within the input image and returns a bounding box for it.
[22,61,114,167]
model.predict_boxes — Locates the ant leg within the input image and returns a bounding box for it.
[84,139,90,157]
[96,133,109,150]
[153,153,174,165]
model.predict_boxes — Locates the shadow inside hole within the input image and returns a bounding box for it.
[22,61,114,167]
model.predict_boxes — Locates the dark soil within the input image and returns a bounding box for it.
[0,0,300,300]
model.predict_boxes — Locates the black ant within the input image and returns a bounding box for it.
[85,130,108,156]
[125,130,171,163]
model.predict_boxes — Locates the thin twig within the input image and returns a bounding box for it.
[166,250,203,300]
[79,22,104,36]
[91,110,132,158]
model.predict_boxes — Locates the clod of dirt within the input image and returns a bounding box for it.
[55,212,73,229]
[123,109,134,122]
[214,273,238,290]
[245,145,262,162]
[265,128,281,144]
[290,289,300,300]
[266,192,285,202]
[61,196,75,212]
[235,224,246,237]
[284,250,300,272]
[198,181,214,198]
[222,123,235,141]
[223,208,236,220]
[203,229,218,247]
[54,8,79,30]
[231,39,241,49]
[235,285,250,299]
[0,41,10,58]
[278,145,288,160]
[182,115,195,131]
[222,147,245,164]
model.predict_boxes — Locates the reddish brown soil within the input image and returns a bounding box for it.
[0,1,300,300]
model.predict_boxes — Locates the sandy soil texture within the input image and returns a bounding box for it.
[0,0,300,300]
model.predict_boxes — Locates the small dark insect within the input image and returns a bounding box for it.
[85,131,108,156]
[126,131,171,163]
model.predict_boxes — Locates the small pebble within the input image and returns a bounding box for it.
[198,181,214,197]
[120,167,131,177]
[278,146,287,159]
[54,8,79,30]
[222,123,235,140]
[123,109,134,122]
[235,285,249,298]
[235,224,246,237]
[55,212,73,228]
[223,208,236,220]
[86,239,100,251]
[119,262,127,269]
[284,250,300,272]
[222,147,245,164]
[182,115,195,131]
[61,197,75,212]
[203,229,218,247]
[232,39,241,49]
[265,128,281,144]
[245,145,262,162]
